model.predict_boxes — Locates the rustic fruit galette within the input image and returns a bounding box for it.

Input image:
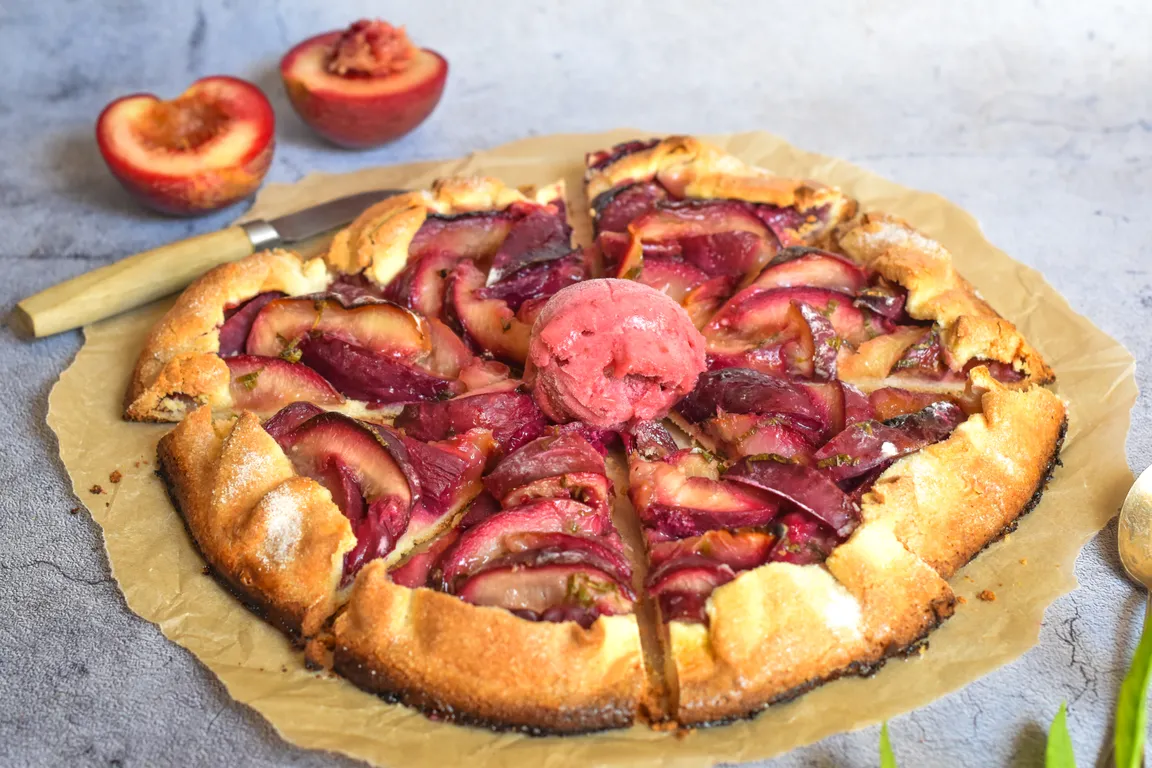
[127,137,1066,733]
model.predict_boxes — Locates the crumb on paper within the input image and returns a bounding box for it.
[281,666,288,673]
[963,575,975,583]
[201,566,211,576]
[1020,558,1028,565]
[674,726,696,740]
[977,589,996,602]
[69,506,81,515]
[109,470,123,484]
[956,595,968,605]
[89,484,105,495]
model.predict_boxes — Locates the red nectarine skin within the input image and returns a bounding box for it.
[280,23,448,149]
[96,75,275,215]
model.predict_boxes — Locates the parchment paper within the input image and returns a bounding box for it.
[48,130,1137,767]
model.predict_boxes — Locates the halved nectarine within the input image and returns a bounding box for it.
[96,75,274,215]
[281,20,448,149]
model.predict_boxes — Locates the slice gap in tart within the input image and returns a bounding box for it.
[327,427,652,732]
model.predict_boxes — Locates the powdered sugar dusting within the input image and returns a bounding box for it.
[260,484,302,566]
[865,223,949,261]
[214,450,273,507]
[822,589,863,639]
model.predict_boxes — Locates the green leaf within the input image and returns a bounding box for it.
[1045,702,1076,768]
[879,722,898,768]
[1115,602,1152,768]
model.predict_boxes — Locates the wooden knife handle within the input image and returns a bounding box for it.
[13,226,255,338]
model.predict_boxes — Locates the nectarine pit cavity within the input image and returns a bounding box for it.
[327,19,416,78]
[135,96,231,152]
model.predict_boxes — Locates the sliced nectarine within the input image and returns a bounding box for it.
[226,355,343,414]
[447,260,530,364]
[246,296,429,361]
[457,563,634,624]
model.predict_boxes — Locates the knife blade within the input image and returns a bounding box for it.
[243,189,409,248]
[14,188,410,339]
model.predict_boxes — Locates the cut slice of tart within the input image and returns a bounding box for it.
[331,428,647,732]
[631,368,1064,725]
[126,175,581,423]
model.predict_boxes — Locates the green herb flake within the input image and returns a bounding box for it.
[275,332,304,364]
[566,573,616,608]
[237,370,262,391]
[1114,605,1152,768]
[280,343,303,364]
[747,453,795,465]
[1046,702,1076,768]
[693,446,719,465]
[817,453,859,469]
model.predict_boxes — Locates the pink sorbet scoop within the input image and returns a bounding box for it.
[526,279,707,428]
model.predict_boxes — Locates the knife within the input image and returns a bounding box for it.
[13,188,408,338]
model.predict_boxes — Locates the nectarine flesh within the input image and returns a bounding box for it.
[96,75,275,215]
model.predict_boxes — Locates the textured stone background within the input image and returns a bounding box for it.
[1,1,1150,766]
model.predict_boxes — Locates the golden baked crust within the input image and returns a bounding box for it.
[126,176,565,423]
[333,560,645,733]
[669,372,1065,724]
[585,135,856,245]
[836,212,1053,386]
[125,249,330,422]
[157,407,355,637]
[862,367,1066,576]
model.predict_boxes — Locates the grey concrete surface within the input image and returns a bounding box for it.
[1,1,1149,765]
